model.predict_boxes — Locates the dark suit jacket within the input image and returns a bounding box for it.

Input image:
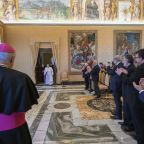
[90,65,100,82]
[122,64,135,98]
[107,62,123,93]
[127,63,144,108]
[82,66,90,79]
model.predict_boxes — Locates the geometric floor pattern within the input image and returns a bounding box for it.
[26,85,137,144]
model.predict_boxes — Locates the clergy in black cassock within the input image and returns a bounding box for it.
[0,43,39,144]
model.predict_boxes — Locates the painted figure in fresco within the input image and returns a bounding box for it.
[138,0,141,19]
[71,0,81,19]
[129,0,135,20]
[86,0,99,19]
[111,0,117,20]
[4,0,16,20]
[133,0,141,20]
[0,0,13,20]
[0,0,5,19]
[103,2,111,20]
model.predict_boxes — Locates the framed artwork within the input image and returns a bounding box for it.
[114,30,141,56]
[68,30,97,74]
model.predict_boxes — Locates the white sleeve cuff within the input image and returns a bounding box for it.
[139,90,144,94]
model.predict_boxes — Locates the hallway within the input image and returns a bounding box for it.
[26,85,137,144]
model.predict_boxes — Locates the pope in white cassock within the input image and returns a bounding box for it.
[44,64,54,85]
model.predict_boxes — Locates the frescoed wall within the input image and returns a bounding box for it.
[0,0,17,21]
[0,0,144,22]
[18,0,70,20]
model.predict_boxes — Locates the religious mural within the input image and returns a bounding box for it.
[104,0,118,20]
[114,31,141,56]
[71,0,82,20]
[118,0,141,21]
[69,31,97,73]
[0,0,144,22]
[18,0,70,20]
[85,0,100,20]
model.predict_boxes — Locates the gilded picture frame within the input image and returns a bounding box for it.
[0,22,4,43]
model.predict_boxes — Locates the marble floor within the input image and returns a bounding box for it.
[26,85,137,144]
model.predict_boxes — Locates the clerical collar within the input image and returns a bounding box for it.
[0,64,8,68]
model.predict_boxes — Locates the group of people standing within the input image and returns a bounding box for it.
[82,59,101,98]
[108,50,144,144]
[82,49,144,144]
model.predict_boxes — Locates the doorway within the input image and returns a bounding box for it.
[35,48,53,84]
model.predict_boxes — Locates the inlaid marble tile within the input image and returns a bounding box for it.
[112,131,137,144]
[76,96,113,120]
[26,91,48,127]
[30,85,137,144]
[55,91,86,101]
[45,112,117,143]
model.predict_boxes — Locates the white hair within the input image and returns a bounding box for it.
[0,52,15,63]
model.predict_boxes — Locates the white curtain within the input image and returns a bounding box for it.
[0,26,3,43]
[51,42,57,66]
[31,42,40,83]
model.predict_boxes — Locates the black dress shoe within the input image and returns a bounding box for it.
[110,115,122,120]
[95,95,101,98]
[89,90,93,93]
[118,122,126,126]
[121,125,134,132]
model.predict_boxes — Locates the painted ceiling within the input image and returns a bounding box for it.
[0,0,144,24]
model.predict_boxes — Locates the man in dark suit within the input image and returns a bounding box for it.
[133,78,144,103]
[125,49,144,144]
[116,55,135,132]
[107,55,123,119]
[139,90,144,102]
[90,60,101,98]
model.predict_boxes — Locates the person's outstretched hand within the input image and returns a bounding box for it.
[133,82,142,92]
